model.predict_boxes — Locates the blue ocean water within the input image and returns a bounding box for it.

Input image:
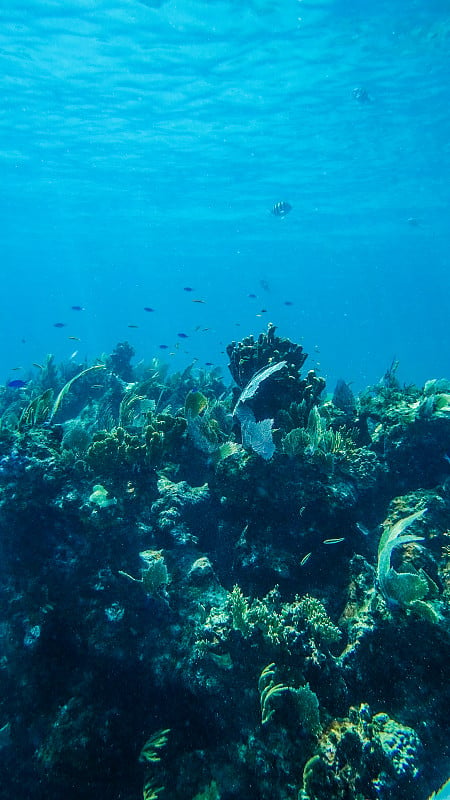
[1,0,449,391]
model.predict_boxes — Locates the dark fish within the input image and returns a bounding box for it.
[53,322,66,328]
[71,305,84,311]
[271,201,292,217]
[284,300,294,306]
[352,87,371,103]
[183,286,194,292]
[248,293,257,298]
[205,362,214,366]
[192,299,205,304]
[177,332,188,338]
[159,344,169,349]
[144,307,155,312]
[7,379,27,388]
[68,336,81,341]
[128,324,139,328]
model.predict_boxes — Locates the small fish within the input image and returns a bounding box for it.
[159,344,169,349]
[205,362,214,366]
[271,201,292,217]
[53,322,66,328]
[128,324,139,328]
[33,363,44,370]
[68,336,81,341]
[11,366,22,371]
[177,332,188,338]
[71,305,84,311]
[69,350,78,360]
[300,552,312,566]
[284,300,294,306]
[7,379,27,388]
[260,308,268,313]
[248,293,257,298]
[352,87,371,103]
[183,286,194,292]
[355,522,369,536]
[143,307,155,312]
[192,299,205,304]
[323,537,345,545]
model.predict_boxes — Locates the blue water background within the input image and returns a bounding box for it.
[1,0,449,392]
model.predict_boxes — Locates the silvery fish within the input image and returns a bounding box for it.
[271,201,292,217]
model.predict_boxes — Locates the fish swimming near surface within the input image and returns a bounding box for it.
[7,379,27,388]
[71,305,84,311]
[53,322,66,328]
[271,201,292,217]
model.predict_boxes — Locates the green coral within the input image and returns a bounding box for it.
[288,595,342,645]
[191,780,220,800]
[258,662,290,724]
[377,508,441,620]
[225,586,341,648]
[120,550,169,596]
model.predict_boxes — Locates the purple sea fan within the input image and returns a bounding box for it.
[237,404,275,461]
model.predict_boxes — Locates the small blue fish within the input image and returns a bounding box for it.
[53,322,66,328]
[271,201,292,217]
[71,305,84,311]
[248,293,257,298]
[183,287,194,292]
[159,344,169,350]
[144,307,155,312]
[284,300,294,306]
[177,333,188,339]
[7,379,27,388]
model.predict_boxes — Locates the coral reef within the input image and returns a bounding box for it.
[0,327,449,800]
